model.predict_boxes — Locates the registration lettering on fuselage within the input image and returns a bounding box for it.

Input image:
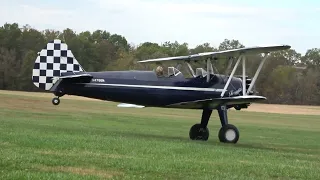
[92,78,105,82]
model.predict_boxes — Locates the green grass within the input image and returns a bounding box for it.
[0,92,320,179]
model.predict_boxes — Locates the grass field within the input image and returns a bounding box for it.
[0,90,320,179]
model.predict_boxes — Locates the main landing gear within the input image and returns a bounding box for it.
[189,105,239,143]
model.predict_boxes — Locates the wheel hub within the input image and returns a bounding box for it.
[225,129,236,141]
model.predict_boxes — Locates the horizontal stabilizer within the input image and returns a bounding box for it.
[166,95,266,109]
[49,73,93,91]
[59,74,92,79]
[117,103,145,108]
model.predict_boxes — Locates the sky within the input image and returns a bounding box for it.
[1,0,319,54]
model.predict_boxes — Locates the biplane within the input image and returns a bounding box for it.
[32,39,290,144]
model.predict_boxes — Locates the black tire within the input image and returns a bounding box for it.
[189,123,209,141]
[52,97,60,105]
[234,105,241,110]
[218,124,239,143]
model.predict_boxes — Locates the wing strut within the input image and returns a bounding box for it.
[186,62,196,77]
[221,53,270,97]
[206,58,214,82]
[221,55,243,97]
[246,53,269,94]
[242,55,246,96]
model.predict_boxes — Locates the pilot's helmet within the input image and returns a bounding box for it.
[156,66,163,75]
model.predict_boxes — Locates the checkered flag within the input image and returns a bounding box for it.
[32,39,84,90]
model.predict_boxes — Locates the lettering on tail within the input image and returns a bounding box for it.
[32,39,84,90]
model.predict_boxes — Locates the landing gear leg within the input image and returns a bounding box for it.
[217,105,239,143]
[189,109,212,141]
[52,97,60,105]
[52,88,64,106]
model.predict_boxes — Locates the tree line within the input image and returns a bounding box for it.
[0,23,319,105]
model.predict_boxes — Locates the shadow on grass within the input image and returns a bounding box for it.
[120,131,190,143]
[235,143,277,151]
[120,131,319,156]
[118,131,282,149]
[234,142,319,156]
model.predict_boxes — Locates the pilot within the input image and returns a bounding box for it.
[156,66,164,76]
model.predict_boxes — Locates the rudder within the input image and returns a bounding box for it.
[32,39,84,91]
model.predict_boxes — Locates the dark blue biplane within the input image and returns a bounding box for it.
[32,39,290,143]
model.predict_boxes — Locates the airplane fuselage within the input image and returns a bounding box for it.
[58,70,244,108]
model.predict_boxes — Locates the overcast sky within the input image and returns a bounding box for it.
[1,0,319,54]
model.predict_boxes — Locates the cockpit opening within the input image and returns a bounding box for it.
[195,68,207,77]
[185,60,215,80]
[153,59,216,80]
[155,66,182,77]
[168,67,181,76]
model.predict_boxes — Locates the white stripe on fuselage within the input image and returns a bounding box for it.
[80,83,224,92]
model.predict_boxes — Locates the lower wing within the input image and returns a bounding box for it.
[166,95,266,109]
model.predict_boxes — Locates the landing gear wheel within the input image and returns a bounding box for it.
[234,105,241,110]
[189,124,209,141]
[52,97,60,105]
[218,124,239,143]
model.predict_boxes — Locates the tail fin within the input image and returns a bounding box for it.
[32,39,84,91]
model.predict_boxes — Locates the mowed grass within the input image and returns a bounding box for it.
[0,91,320,179]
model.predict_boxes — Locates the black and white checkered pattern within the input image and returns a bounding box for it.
[32,39,84,90]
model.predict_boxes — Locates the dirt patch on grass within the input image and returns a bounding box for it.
[35,149,140,160]
[0,141,16,147]
[241,103,320,115]
[35,164,123,179]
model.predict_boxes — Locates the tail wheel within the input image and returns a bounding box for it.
[52,97,60,105]
[218,124,239,143]
[189,124,209,141]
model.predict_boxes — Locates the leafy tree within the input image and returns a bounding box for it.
[0,48,19,90]
[18,50,38,91]
[302,48,320,68]
[218,39,244,50]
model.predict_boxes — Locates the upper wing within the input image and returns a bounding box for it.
[138,45,291,63]
[166,95,266,109]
